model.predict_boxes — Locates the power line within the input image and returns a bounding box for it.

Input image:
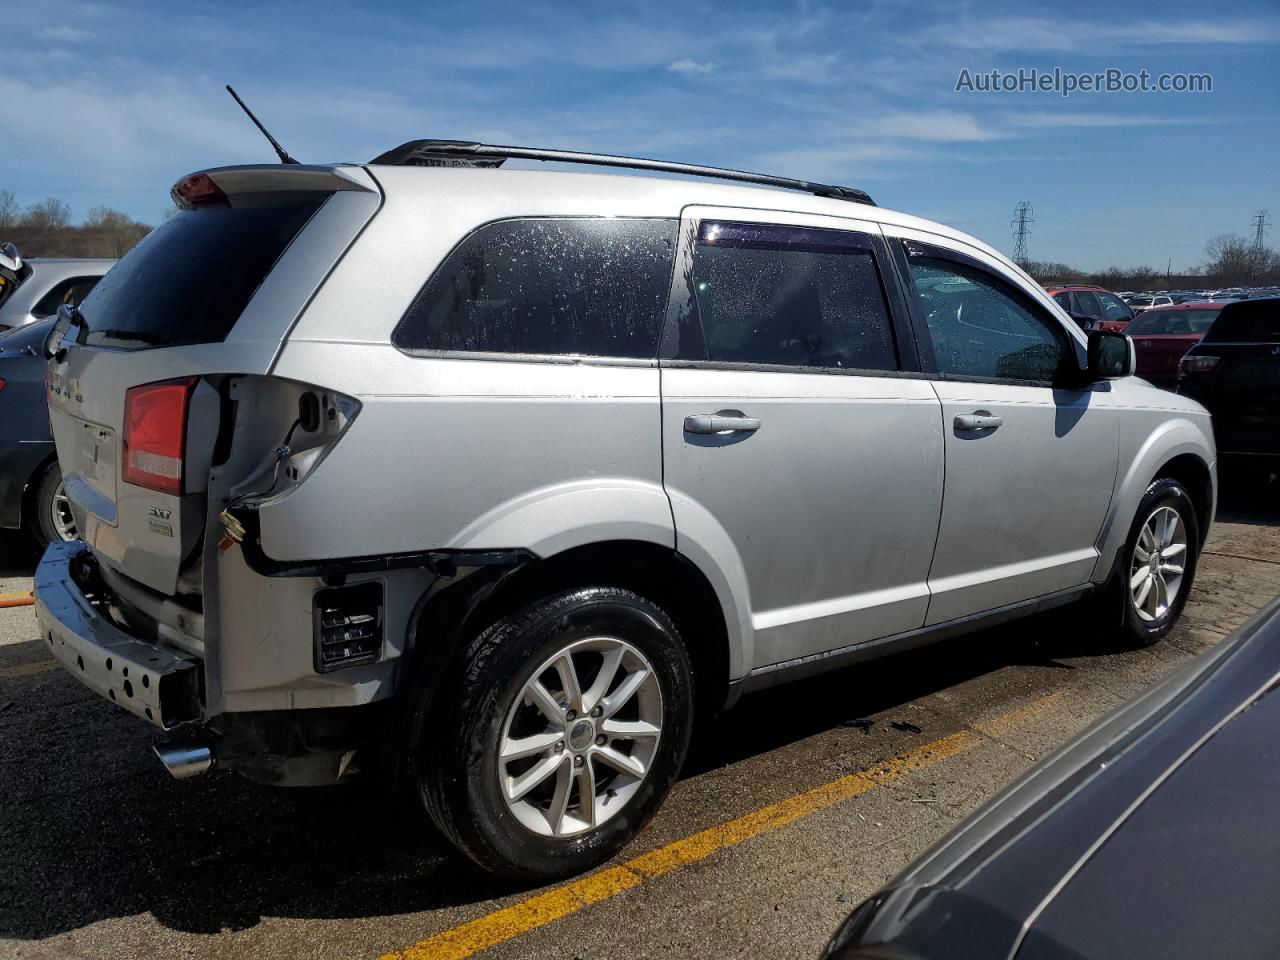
[1251,210,1271,253]
[1011,201,1034,266]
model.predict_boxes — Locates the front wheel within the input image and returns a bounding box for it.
[416,587,694,881]
[1118,478,1200,646]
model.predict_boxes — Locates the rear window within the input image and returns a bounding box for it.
[77,193,326,350]
[1126,309,1220,335]
[1203,300,1280,343]
[393,218,677,359]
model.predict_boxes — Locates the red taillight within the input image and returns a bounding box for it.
[171,172,229,210]
[0,378,6,392]
[122,378,197,495]
[1178,355,1220,379]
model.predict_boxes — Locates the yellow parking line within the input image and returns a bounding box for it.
[0,660,59,681]
[380,694,1061,960]
[0,591,35,609]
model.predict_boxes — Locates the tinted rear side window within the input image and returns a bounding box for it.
[78,194,326,350]
[394,218,677,359]
[1203,300,1280,342]
[682,221,897,371]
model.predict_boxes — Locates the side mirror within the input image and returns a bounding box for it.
[0,241,20,272]
[1087,330,1134,380]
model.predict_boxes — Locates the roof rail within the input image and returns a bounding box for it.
[368,140,875,206]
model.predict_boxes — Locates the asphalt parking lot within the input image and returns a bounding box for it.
[2,483,1278,960]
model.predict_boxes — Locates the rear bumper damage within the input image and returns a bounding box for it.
[35,540,202,729]
[35,540,390,785]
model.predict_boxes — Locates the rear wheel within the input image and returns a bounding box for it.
[28,463,77,549]
[416,587,693,881]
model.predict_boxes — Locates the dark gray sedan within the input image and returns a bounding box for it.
[824,597,1280,960]
[0,318,77,546]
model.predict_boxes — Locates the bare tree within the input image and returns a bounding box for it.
[83,205,151,257]
[1201,233,1280,285]
[85,205,131,229]
[0,195,152,257]
[0,191,18,230]
[20,197,72,231]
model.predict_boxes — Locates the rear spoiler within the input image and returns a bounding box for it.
[171,165,378,210]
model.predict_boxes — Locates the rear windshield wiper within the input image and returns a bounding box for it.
[85,328,168,346]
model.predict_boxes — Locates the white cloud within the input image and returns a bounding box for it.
[875,110,998,141]
[762,52,841,84]
[667,58,714,75]
[915,16,1280,52]
[37,25,92,42]
[750,143,917,183]
[1004,111,1211,129]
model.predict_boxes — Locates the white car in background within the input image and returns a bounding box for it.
[1125,293,1174,315]
[0,256,114,332]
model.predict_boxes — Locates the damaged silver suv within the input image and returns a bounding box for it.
[36,141,1216,880]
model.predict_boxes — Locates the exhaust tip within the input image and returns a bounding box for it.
[153,742,213,779]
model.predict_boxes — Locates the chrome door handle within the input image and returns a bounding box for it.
[684,414,762,435]
[954,413,1003,431]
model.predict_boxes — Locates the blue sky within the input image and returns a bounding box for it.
[2,0,1277,270]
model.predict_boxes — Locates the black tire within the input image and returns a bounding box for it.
[415,587,694,881]
[1112,477,1201,647]
[27,462,74,550]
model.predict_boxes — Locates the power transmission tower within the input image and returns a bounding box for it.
[1251,210,1271,253]
[1011,202,1035,266]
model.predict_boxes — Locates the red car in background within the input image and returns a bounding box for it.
[1044,284,1135,331]
[1126,302,1224,389]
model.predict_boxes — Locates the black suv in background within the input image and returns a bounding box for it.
[1178,297,1280,472]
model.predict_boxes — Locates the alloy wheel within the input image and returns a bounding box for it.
[1129,505,1187,622]
[497,636,663,838]
[50,481,78,542]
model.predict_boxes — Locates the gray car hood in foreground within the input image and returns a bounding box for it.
[825,596,1280,960]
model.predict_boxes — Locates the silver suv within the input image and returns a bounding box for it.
[35,142,1215,880]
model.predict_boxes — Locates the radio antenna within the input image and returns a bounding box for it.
[225,85,299,164]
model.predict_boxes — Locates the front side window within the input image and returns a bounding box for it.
[908,254,1067,383]
[394,218,676,358]
[682,221,897,371]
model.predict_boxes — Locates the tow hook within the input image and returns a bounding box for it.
[153,742,214,779]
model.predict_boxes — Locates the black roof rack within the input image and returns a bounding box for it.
[369,140,874,206]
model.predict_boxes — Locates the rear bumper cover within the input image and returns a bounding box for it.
[34,540,202,729]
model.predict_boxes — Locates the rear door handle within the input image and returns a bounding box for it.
[684,414,762,435]
[954,413,1003,432]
